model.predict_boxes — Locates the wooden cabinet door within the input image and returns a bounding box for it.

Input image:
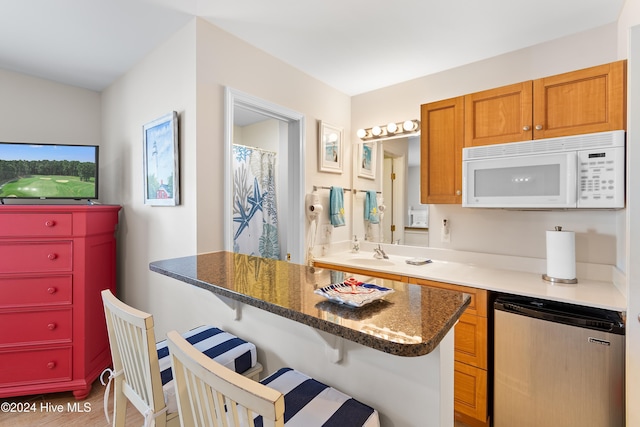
[464,81,533,147]
[455,313,488,369]
[420,97,464,204]
[454,361,488,424]
[533,60,626,139]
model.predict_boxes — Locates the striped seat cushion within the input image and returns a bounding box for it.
[157,325,258,414]
[257,368,380,427]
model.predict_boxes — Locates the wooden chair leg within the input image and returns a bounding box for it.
[112,377,127,427]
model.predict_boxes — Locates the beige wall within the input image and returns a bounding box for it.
[351,23,623,266]
[0,68,100,156]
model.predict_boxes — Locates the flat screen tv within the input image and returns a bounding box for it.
[0,142,99,201]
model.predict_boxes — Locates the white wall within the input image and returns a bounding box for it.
[620,1,640,425]
[626,23,640,427]
[352,23,621,265]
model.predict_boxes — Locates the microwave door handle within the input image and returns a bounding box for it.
[567,153,578,207]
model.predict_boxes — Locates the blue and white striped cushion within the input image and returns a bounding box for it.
[257,368,380,427]
[156,325,258,414]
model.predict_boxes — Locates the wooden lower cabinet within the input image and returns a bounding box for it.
[312,261,492,426]
[409,278,490,427]
[455,313,488,369]
[454,361,488,426]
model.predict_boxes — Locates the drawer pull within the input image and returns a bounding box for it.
[47,253,58,260]
[47,361,56,369]
[45,220,56,227]
[47,287,57,294]
[47,323,57,331]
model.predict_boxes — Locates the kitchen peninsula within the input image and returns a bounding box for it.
[150,251,470,427]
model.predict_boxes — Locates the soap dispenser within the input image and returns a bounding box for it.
[352,235,360,253]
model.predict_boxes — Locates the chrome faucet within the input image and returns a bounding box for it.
[373,244,389,259]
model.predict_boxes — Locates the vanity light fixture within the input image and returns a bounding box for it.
[357,119,420,141]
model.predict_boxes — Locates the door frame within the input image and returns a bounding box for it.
[224,87,305,263]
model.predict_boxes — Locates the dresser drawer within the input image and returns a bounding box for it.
[0,213,72,237]
[0,242,72,273]
[0,309,72,345]
[0,276,72,307]
[0,347,72,386]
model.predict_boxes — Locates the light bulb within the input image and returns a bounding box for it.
[372,126,382,136]
[403,120,416,131]
[356,128,367,139]
[387,122,398,133]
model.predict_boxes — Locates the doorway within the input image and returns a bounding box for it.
[224,88,305,263]
[382,147,406,244]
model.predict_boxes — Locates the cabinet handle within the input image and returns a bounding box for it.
[523,125,530,131]
[48,323,57,331]
[47,287,57,294]
[535,124,543,130]
[47,253,58,260]
[456,190,461,196]
[47,361,56,369]
[44,220,56,227]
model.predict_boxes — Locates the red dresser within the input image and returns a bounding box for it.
[0,205,120,399]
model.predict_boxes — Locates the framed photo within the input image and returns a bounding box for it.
[357,142,376,179]
[143,111,179,206]
[318,121,343,173]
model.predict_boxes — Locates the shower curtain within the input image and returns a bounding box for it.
[232,144,280,259]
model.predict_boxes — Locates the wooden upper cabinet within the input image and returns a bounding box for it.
[420,96,464,204]
[464,60,626,147]
[464,82,533,147]
[533,60,626,139]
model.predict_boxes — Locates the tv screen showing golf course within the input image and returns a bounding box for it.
[0,142,98,199]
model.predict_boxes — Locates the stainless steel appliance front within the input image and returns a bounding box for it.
[494,296,625,427]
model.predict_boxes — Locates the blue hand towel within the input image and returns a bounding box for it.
[329,186,345,227]
[365,190,379,224]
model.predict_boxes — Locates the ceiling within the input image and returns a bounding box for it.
[0,0,625,96]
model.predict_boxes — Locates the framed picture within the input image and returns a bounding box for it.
[143,111,179,206]
[318,121,343,173]
[357,142,376,179]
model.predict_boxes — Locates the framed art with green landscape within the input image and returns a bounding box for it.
[143,111,179,206]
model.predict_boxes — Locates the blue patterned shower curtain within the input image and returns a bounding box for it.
[233,144,280,259]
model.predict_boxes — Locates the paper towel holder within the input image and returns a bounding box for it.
[542,274,578,284]
[542,226,578,284]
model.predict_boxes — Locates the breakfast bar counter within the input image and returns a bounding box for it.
[150,251,470,427]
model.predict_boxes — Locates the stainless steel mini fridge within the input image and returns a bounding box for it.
[494,295,625,427]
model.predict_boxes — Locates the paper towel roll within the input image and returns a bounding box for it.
[544,227,577,284]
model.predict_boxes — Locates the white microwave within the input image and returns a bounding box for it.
[462,130,625,209]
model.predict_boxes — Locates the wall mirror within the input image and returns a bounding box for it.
[352,135,428,247]
[224,87,305,263]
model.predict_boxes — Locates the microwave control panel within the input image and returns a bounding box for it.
[577,147,625,208]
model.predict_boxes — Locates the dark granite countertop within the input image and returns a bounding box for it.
[150,251,470,357]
